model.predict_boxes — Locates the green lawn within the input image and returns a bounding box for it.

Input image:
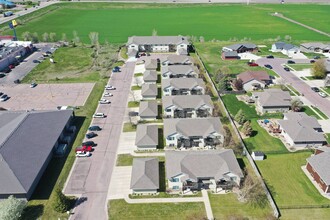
[116,154,165,166]
[221,94,259,119]
[311,106,329,119]
[286,85,300,96]
[281,208,330,220]
[134,73,143,77]
[302,106,321,119]
[131,85,142,90]
[108,199,206,220]
[127,101,140,108]
[123,123,137,132]
[321,87,330,94]
[326,134,330,144]
[256,152,330,207]
[287,64,311,71]
[5,3,329,44]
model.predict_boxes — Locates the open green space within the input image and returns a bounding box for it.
[4,3,329,44]
[256,152,330,207]
[281,208,330,220]
[302,106,321,119]
[108,199,206,220]
[287,64,312,71]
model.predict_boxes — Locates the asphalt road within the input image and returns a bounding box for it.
[64,61,135,220]
[256,58,330,118]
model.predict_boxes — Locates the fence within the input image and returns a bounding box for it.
[194,48,280,219]
[279,204,330,209]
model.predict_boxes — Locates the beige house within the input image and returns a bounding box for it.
[252,89,291,113]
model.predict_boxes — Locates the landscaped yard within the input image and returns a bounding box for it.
[301,106,321,119]
[108,199,206,220]
[122,123,137,132]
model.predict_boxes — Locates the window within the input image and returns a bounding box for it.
[166,109,172,112]
[172,178,179,182]
[173,186,179,190]
[167,136,174,141]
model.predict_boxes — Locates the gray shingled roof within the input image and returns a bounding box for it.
[139,100,158,117]
[162,65,199,76]
[165,150,243,181]
[224,43,257,51]
[127,36,189,46]
[253,89,291,107]
[145,59,158,70]
[143,70,157,82]
[223,51,238,57]
[162,95,213,110]
[164,117,224,138]
[274,42,298,50]
[165,55,193,65]
[141,84,158,97]
[0,110,73,196]
[300,42,330,50]
[130,158,159,190]
[162,78,205,90]
[278,112,326,143]
[307,152,330,185]
[135,124,158,146]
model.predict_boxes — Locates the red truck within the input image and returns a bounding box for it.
[75,145,93,152]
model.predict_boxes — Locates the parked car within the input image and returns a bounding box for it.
[76,151,91,157]
[103,92,113,97]
[75,145,93,152]
[0,92,3,96]
[248,62,258,67]
[311,87,320,92]
[14,79,20,84]
[318,92,327,98]
[30,82,37,88]
[8,64,15,69]
[0,73,5,78]
[266,55,274,59]
[310,60,316,63]
[88,125,102,131]
[284,67,290,71]
[2,67,11,73]
[264,64,273,69]
[314,56,321,59]
[287,60,295,64]
[93,113,106,118]
[105,85,116,90]
[0,94,9,102]
[82,141,96,147]
[86,132,98,139]
[33,60,41,63]
[139,52,146,56]
[99,99,111,104]
[112,66,121,72]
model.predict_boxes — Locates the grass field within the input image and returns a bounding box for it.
[108,199,206,220]
[5,3,329,44]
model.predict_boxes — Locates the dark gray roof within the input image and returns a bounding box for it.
[143,70,157,82]
[0,110,73,196]
[162,78,205,90]
[165,150,243,181]
[300,42,330,50]
[223,51,238,57]
[135,124,158,146]
[162,95,213,110]
[253,151,265,156]
[141,84,158,97]
[139,100,158,117]
[274,42,298,50]
[127,36,189,46]
[162,65,199,76]
[253,89,291,107]
[164,55,193,65]
[307,152,330,185]
[130,158,159,190]
[164,117,224,138]
[224,43,257,51]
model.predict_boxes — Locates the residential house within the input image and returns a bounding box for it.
[162,55,193,66]
[237,70,272,91]
[164,117,224,148]
[141,83,158,100]
[300,42,330,53]
[165,150,243,192]
[271,42,300,55]
[306,149,330,194]
[135,124,158,150]
[252,89,291,113]
[162,65,199,79]
[143,70,157,84]
[222,43,258,53]
[162,95,213,118]
[130,158,159,194]
[222,51,240,60]
[145,59,158,71]
[139,100,158,120]
[0,110,74,199]
[162,78,205,96]
[126,36,189,58]
[277,112,326,148]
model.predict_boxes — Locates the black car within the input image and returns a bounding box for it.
[33,60,41,63]
[82,141,96,146]
[86,132,98,139]
[264,64,273,69]
[287,60,295,64]
[14,79,20,84]
[284,67,290,71]
[310,60,315,63]
[88,125,102,131]
[266,55,274,59]
[311,87,320,92]
[1,67,11,73]
[0,92,3,96]
[112,66,121,72]
[0,73,5,78]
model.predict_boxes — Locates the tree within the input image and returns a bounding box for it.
[49,33,57,42]
[312,59,327,79]
[52,187,70,213]
[31,32,39,43]
[0,195,26,220]
[22,31,31,41]
[241,120,253,136]
[62,33,68,42]
[212,102,223,117]
[152,29,157,36]
[233,78,243,91]
[42,32,49,42]
[234,109,246,125]
[223,125,232,147]
[72,30,80,44]
[89,32,99,46]
[217,77,227,92]
[291,98,303,112]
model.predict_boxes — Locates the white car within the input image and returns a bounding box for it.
[103,92,113,97]
[76,151,91,157]
[105,85,116,90]
[93,113,106,118]
[30,82,37,88]
[0,94,8,102]
[318,92,327,98]
[99,99,111,104]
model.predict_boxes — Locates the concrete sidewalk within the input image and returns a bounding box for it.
[202,189,214,220]
[124,195,204,204]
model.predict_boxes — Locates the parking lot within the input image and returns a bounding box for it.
[0,83,94,110]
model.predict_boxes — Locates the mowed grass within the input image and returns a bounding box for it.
[280,208,330,220]
[256,152,330,207]
[108,199,206,220]
[8,3,329,44]
[302,106,321,119]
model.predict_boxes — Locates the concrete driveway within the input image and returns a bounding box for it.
[108,166,132,200]
[318,120,330,133]
[256,58,330,118]
[118,132,137,154]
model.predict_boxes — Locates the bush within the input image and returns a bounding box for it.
[53,187,70,213]
[0,195,26,220]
